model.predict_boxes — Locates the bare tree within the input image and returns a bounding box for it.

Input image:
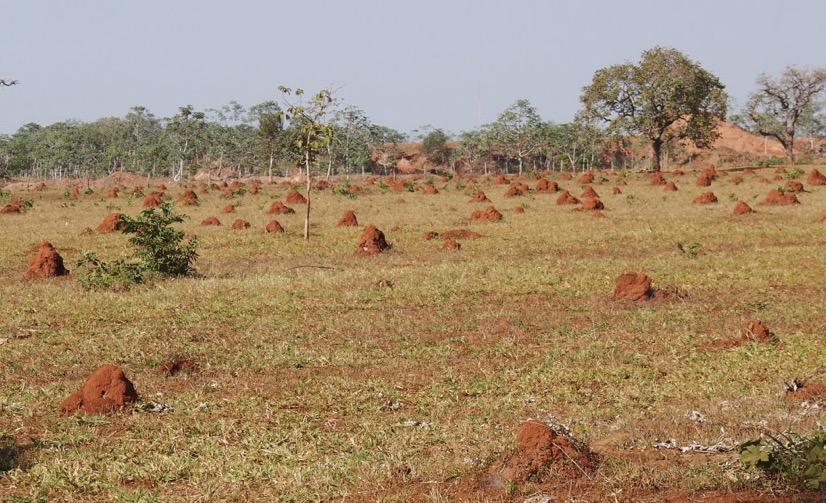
[0,79,18,88]
[744,66,826,162]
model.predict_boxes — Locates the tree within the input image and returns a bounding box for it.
[0,78,17,88]
[277,86,337,241]
[743,66,826,162]
[420,128,451,167]
[580,47,727,172]
[250,101,283,181]
[330,106,372,176]
[489,99,543,175]
[166,106,207,180]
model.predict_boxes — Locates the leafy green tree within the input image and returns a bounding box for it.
[488,99,543,175]
[166,105,207,180]
[330,106,373,176]
[250,101,283,181]
[742,66,826,162]
[420,128,451,167]
[278,86,337,240]
[580,47,727,172]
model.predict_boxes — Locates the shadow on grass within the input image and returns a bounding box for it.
[0,434,35,473]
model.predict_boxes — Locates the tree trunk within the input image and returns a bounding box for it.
[304,149,311,241]
[268,154,274,183]
[651,138,663,172]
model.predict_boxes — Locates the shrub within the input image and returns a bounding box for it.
[740,430,826,489]
[75,252,146,290]
[120,204,199,276]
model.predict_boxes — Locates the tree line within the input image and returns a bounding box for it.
[2,47,825,179]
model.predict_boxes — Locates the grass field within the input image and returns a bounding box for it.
[1,167,825,502]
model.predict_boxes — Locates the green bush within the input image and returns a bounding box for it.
[740,430,826,489]
[75,252,146,290]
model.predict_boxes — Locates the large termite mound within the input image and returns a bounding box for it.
[143,192,164,208]
[482,421,599,489]
[286,190,307,204]
[535,179,559,192]
[231,219,251,230]
[612,272,653,301]
[469,191,489,202]
[423,185,439,194]
[579,197,604,211]
[764,189,800,205]
[177,190,199,206]
[732,201,754,215]
[556,191,580,205]
[580,186,599,199]
[693,191,718,204]
[806,168,826,185]
[470,206,503,222]
[267,201,295,214]
[577,172,594,184]
[505,183,529,197]
[59,364,138,416]
[663,181,678,192]
[201,216,222,226]
[356,225,390,256]
[25,242,69,279]
[97,212,126,233]
[265,220,284,233]
[1,200,24,214]
[337,210,358,227]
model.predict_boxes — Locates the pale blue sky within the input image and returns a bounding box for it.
[1,0,824,135]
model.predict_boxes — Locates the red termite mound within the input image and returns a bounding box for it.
[286,190,307,204]
[265,220,284,233]
[25,242,69,279]
[469,191,489,202]
[231,219,251,230]
[177,190,199,206]
[693,192,718,204]
[201,216,222,226]
[60,364,138,416]
[612,272,653,301]
[535,179,559,192]
[732,201,754,215]
[663,181,678,192]
[267,201,295,214]
[1,200,24,214]
[107,187,120,199]
[505,183,529,197]
[650,172,666,185]
[356,225,390,256]
[784,181,805,193]
[442,238,461,251]
[612,187,622,195]
[556,191,580,205]
[440,229,482,240]
[580,197,604,211]
[143,192,164,208]
[221,204,236,214]
[97,212,125,233]
[493,174,510,185]
[807,168,826,185]
[764,189,800,205]
[577,172,594,184]
[470,206,503,222]
[337,210,358,227]
[423,185,439,194]
[580,186,599,198]
[699,320,779,352]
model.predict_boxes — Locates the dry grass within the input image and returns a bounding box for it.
[1,167,825,501]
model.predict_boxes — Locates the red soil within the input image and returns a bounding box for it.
[556,191,580,205]
[693,192,718,204]
[732,201,754,215]
[442,238,461,251]
[650,172,666,185]
[200,216,222,226]
[699,320,778,352]
[97,212,125,233]
[663,181,678,192]
[469,191,489,202]
[286,190,307,204]
[580,197,604,211]
[470,206,503,222]
[807,168,826,185]
[337,210,359,227]
[221,204,236,214]
[231,219,250,230]
[787,382,826,403]
[493,174,510,185]
[764,189,799,205]
[356,225,391,256]
[25,242,69,279]
[265,220,284,233]
[59,364,138,415]
[177,190,199,206]
[535,179,559,192]
[612,272,653,301]
[267,201,295,214]
[422,231,439,240]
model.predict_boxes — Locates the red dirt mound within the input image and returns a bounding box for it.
[482,421,598,488]
[469,191,489,202]
[267,201,295,214]
[337,210,358,227]
[663,181,678,192]
[699,320,778,352]
[442,238,461,251]
[107,187,120,198]
[580,186,599,198]
[650,172,666,185]
[286,190,307,204]
[558,172,572,181]
[693,192,718,204]
[177,190,199,206]
[1,200,24,214]
[493,174,510,185]
[505,183,529,197]
[513,206,525,213]
[356,225,390,256]
[787,382,826,403]
[577,172,594,184]
[222,204,236,214]
[59,364,138,415]
[556,191,580,205]
[440,229,482,240]
[807,168,826,186]
[696,172,713,187]
[69,187,80,199]
[612,272,653,301]
[201,216,221,226]
[143,192,164,208]
[249,184,261,195]
[422,231,439,240]
[423,185,439,194]
[314,179,331,190]
[580,197,604,211]
[784,181,805,193]
[265,220,284,233]
[535,179,559,192]
[97,212,125,233]
[231,219,250,230]
[764,189,799,205]
[25,242,69,279]
[612,187,622,195]
[730,175,744,184]
[470,206,503,222]
[732,201,754,216]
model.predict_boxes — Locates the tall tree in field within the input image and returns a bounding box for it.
[166,105,207,180]
[420,128,451,167]
[580,47,727,172]
[742,66,826,162]
[278,86,336,241]
[250,101,283,181]
[489,99,543,175]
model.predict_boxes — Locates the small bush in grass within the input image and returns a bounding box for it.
[740,430,826,489]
